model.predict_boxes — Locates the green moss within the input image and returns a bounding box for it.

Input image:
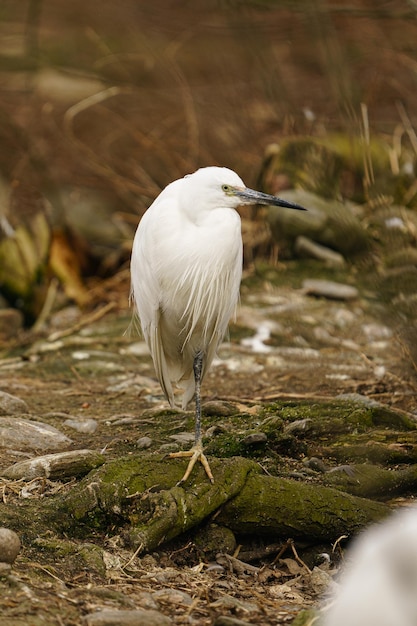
[216,471,389,541]
[260,400,375,431]
[205,433,245,457]
[34,537,106,577]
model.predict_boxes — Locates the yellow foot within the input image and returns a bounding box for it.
[169,444,214,485]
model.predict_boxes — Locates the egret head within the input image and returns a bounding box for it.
[182,166,306,213]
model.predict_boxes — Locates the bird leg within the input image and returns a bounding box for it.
[170,352,214,485]
[193,350,203,444]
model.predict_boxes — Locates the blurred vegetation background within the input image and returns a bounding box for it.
[1,0,417,322]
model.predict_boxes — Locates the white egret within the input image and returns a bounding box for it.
[322,507,417,626]
[130,166,306,484]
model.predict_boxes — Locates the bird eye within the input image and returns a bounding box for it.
[222,184,232,193]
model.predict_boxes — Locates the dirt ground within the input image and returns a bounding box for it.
[1,264,416,625]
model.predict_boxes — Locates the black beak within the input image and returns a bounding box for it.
[236,187,307,211]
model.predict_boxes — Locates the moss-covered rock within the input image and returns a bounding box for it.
[48,455,390,552]
[266,190,369,259]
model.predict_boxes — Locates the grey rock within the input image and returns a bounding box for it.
[302,279,358,301]
[168,432,195,444]
[193,524,236,558]
[0,391,28,415]
[0,417,71,451]
[241,432,267,446]
[202,400,240,417]
[2,449,105,480]
[0,528,21,564]
[284,419,313,435]
[152,588,193,606]
[64,418,98,434]
[336,393,380,407]
[158,443,179,453]
[295,235,346,267]
[136,436,153,449]
[267,190,368,258]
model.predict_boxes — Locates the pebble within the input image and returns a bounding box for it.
[120,342,150,357]
[241,432,267,446]
[202,400,239,417]
[218,355,263,374]
[0,417,71,451]
[136,436,153,449]
[83,608,171,625]
[152,588,193,606]
[193,524,236,557]
[302,279,359,301]
[284,418,313,435]
[361,323,392,341]
[158,443,179,453]
[336,393,380,408]
[0,528,21,564]
[303,457,328,473]
[168,432,195,444]
[295,235,346,268]
[64,418,98,434]
[0,390,29,415]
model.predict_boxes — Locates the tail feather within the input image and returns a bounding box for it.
[148,321,176,408]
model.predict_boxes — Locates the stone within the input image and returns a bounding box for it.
[193,524,236,558]
[136,436,153,449]
[0,417,71,451]
[0,528,21,564]
[266,189,368,258]
[168,432,195,444]
[0,391,29,415]
[202,400,240,417]
[295,235,346,267]
[241,432,267,446]
[2,449,105,480]
[302,279,358,301]
[152,588,192,606]
[64,418,98,434]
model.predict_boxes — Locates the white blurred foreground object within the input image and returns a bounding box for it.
[322,507,417,626]
[130,166,305,484]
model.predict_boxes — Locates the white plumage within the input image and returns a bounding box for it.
[322,507,417,626]
[130,166,305,483]
[131,168,243,410]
